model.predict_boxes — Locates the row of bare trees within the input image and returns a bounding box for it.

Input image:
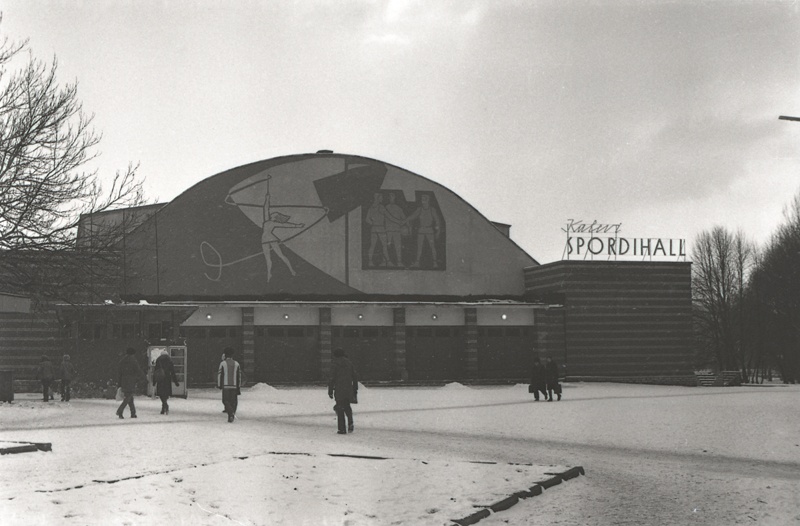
[0,18,145,306]
[692,192,800,383]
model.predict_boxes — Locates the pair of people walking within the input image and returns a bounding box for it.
[530,356,562,402]
[37,354,79,402]
[116,347,180,419]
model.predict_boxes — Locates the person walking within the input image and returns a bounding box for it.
[59,355,77,402]
[217,348,242,423]
[328,348,358,434]
[545,356,562,402]
[153,350,181,415]
[37,355,55,402]
[117,347,145,419]
[529,357,548,401]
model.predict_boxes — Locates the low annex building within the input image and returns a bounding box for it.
[2,152,696,387]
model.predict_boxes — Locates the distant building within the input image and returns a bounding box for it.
[1,152,695,387]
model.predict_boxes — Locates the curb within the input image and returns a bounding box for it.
[0,441,52,455]
[450,466,585,526]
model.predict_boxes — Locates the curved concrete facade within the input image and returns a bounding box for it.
[123,153,538,301]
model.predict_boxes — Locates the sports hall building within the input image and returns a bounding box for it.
[1,152,695,387]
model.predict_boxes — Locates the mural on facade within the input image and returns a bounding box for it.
[362,190,446,270]
[121,153,532,300]
[200,173,329,282]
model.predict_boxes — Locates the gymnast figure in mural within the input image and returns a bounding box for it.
[261,175,304,282]
[384,192,406,267]
[201,169,329,282]
[366,192,391,267]
[405,193,441,268]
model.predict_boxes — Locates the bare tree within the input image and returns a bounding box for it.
[692,226,756,375]
[752,190,800,383]
[0,18,145,303]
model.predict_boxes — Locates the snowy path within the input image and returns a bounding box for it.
[1,383,798,525]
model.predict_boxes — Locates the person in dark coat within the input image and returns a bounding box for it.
[117,347,145,419]
[217,348,242,423]
[529,357,548,401]
[36,355,55,402]
[545,356,562,402]
[328,348,358,434]
[59,354,77,402]
[153,350,181,415]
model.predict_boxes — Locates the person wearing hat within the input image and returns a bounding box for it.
[59,354,77,402]
[217,348,242,423]
[153,349,181,415]
[328,348,358,434]
[36,355,55,402]
[117,347,145,419]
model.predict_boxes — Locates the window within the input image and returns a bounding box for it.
[416,328,433,338]
[209,327,228,338]
[344,327,360,338]
[113,323,137,339]
[93,324,107,340]
[148,323,161,340]
[181,327,206,339]
[267,327,284,337]
[487,328,503,338]
[435,327,450,338]
[505,327,521,337]
[125,324,137,338]
[287,328,305,337]
[362,327,380,338]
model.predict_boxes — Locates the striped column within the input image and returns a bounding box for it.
[464,308,478,377]
[241,307,254,384]
[393,307,408,381]
[319,307,332,378]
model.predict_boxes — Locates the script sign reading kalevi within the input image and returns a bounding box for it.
[562,219,687,261]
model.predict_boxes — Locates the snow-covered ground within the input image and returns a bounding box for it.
[1,382,798,525]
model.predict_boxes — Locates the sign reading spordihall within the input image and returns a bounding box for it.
[562,219,687,260]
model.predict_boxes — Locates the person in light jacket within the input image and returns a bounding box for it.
[117,347,145,419]
[153,350,181,415]
[59,355,77,402]
[217,348,242,423]
[328,348,358,434]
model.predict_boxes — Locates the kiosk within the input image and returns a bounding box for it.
[147,345,188,398]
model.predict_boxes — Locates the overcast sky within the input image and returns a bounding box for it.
[3,1,799,264]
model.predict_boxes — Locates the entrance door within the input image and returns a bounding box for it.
[406,326,465,381]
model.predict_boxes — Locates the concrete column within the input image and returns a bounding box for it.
[319,307,332,379]
[464,308,478,377]
[393,307,408,381]
[241,307,254,384]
